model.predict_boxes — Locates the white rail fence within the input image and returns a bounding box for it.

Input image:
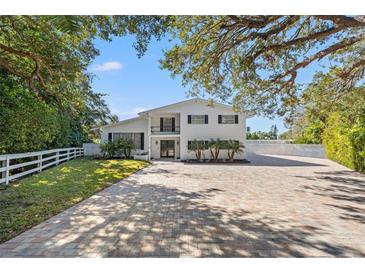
[0,147,84,185]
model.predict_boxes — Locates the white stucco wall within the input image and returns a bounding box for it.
[147,99,247,160]
[99,99,250,160]
[100,117,149,154]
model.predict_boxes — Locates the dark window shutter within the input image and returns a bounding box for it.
[172,117,175,132]
[205,115,208,124]
[160,117,164,132]
[140,133,144,150]
[218,115,222,124]
[188,115,192,124]
[235,115,239,124]
[188,141,191,149]
[108,132,112,141]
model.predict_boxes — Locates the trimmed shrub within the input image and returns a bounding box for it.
[349,125,365,173]
[323,112,365,172]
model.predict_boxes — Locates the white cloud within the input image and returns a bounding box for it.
[90,61,123,72]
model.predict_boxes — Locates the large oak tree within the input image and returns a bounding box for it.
[0,15,169,152]
[160,16,365,116]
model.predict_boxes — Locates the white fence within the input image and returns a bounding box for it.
[245,140,326,159]
[0,147,84,185]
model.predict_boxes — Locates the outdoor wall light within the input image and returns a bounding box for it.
[177,141,180,144]
[155,140,158,145]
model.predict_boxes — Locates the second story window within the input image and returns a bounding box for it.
[160,117,175,132]
[188,115,208,124]
[218,115,239,124]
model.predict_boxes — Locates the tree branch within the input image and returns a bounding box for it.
[253,25,347,59]
[273,34,365,83]
[315,15,365,28]
[339,58,365,79]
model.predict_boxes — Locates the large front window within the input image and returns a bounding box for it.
[112,133,144,149]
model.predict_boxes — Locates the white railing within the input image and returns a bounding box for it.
[0,147,84,185]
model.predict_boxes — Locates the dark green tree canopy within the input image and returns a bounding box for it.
[0,16,170,107]
[160,16,365,116]
[0,15,171,153]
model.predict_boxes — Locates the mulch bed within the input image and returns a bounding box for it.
[183,159,250,164]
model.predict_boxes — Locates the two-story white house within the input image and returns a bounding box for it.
[99,98,254,160]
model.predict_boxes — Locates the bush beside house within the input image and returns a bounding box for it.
[100,139,136,159]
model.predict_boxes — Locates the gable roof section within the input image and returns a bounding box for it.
[93,116,143,130]
[138,98,237,115]
[95,98,255,130]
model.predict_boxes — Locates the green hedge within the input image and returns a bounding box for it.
[323,112,365,173]
[349,125,365,173]
[0,73,89,154]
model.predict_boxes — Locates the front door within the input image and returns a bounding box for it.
[160,140,175,158]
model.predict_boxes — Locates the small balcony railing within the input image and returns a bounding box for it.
[151,126,180,135]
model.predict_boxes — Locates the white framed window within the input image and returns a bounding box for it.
[220,115,235,124]
[191,115,205,124]
[188,115,208,124]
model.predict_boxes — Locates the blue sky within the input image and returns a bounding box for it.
[89,35,322,134]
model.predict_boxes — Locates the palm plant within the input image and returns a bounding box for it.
[208,139,216,160]
[227,140,245,161]
[189,139,204,161]
[212,139,224,160]
[207,139,225,160]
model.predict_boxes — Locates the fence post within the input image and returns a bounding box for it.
[5,156,9,185]
[56,151,59,165]
[1,159,5,181]
[38,152,43,172]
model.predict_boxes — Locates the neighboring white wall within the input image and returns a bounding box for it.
[83,143,101,156]
[245,140,326,159]
[100,117,148,153]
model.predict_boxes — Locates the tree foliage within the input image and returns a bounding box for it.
[160,16,365,116]
[0,16,170,99]
[285,69,365,172]
[0,16,171,153]
[323,112,356,169]
[247,124,279,140]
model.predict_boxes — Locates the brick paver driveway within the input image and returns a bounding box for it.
[1,154,365,257]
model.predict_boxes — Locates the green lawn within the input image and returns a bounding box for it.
[0,158,148,243]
